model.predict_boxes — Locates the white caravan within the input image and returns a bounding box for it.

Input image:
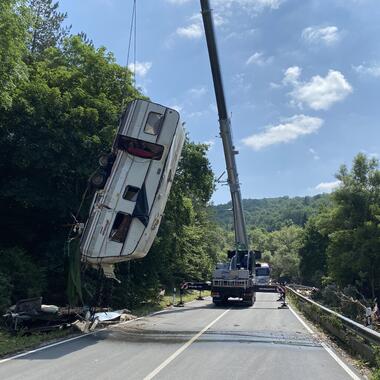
[80,99,185,277]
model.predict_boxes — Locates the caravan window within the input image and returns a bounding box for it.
[109,213,132,243]
[144,112,163,135]
[123,185,139,202]
[117,135,164,160]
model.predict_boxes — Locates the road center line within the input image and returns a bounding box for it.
[143,308,231,380]
[288,304,361,380]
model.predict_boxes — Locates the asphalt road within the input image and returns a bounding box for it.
[0,293,362,380]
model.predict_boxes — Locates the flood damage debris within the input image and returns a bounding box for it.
[2,297,137,333]
[2,297,86,332]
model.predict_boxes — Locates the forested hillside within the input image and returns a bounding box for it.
[212,155,380,303]
[212,194,331,231]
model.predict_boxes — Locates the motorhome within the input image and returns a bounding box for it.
[80,100,185,277]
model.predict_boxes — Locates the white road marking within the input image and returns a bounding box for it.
[0,298,208,364]
[143,308,231,380]
[0,329,105,364]
[288,304,361,380]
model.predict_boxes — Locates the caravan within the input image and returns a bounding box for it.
[80,100,185,275]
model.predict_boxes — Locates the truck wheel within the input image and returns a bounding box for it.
[213,298,221,306]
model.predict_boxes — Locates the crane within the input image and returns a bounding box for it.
[200,0,257,305]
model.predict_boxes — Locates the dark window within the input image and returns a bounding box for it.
[144,112,163,135]
[255,267,270,276]
[117,135,164,160]
[109,213,132,243]
[123,185,139,202]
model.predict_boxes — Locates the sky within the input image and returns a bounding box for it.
[59,0,380,204]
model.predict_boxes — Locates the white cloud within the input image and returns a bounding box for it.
[302,26,341,46]
[353,63,380,78]
[169,104,183,113]
[188,86,207,97]
[309,148,320,160]
[203,139,215,148]
[270,82,281,89]
[232,73,252,92]
[242,114,323,150]
[167,0,284,10]
[246,52,273,66]
[214,0,284,12]
[176,23,203,39]
[128,61,152,77]
[166,0,191,4]
[283,66,302,85]
[315,180,341,192]
[283,68,353,110]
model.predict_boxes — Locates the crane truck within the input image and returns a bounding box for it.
[200,0,258,306]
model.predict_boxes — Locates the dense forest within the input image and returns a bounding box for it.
[0,0,379,317]
[212,194,331,231]
[0,0,226,313]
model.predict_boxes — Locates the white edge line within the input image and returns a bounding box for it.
[0,297,210,363]
[143,308,231,380]
[0,328,106,364]
[288,304,362,380]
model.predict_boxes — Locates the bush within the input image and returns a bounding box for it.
[0,247,43,311]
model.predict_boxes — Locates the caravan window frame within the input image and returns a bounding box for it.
[144,112,164,136]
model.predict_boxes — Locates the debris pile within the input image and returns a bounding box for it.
[2,297,136,333]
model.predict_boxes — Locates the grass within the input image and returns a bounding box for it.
[132,290,211,317]
[0,328,72,358]
[0,290,211,358]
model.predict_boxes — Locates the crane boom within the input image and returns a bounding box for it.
[200,0,249,252]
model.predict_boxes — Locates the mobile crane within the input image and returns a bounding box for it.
[200,0,258,306]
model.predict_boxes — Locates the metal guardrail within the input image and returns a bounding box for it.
[286,286,380,346]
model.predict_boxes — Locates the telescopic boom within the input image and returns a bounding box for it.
[200,0,249,253]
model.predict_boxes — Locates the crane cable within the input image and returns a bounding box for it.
[126,0,137,88]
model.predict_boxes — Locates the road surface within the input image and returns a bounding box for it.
[0,293,361,380]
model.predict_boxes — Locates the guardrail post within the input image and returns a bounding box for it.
[197,289,204,300]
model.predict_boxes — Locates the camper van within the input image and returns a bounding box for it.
[80,100,185,276]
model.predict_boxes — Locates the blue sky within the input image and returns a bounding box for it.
[60,0,380,204]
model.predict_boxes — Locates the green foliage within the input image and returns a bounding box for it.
[248,224,303,282]
[0,247,42,312]
[299,216,328,286]
[319,153,380,298]
[0,33,140,306]
[213,194,331,231]
[28,0,70,55]
[0,0,29,109]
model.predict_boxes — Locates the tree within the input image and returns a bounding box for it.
[323,153,380,298]
[299,216,328,286]
[28,0,70,55]
[0,35,140,304]
[0,0,29,108]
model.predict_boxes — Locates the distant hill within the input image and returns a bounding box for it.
[211,194,331,231]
